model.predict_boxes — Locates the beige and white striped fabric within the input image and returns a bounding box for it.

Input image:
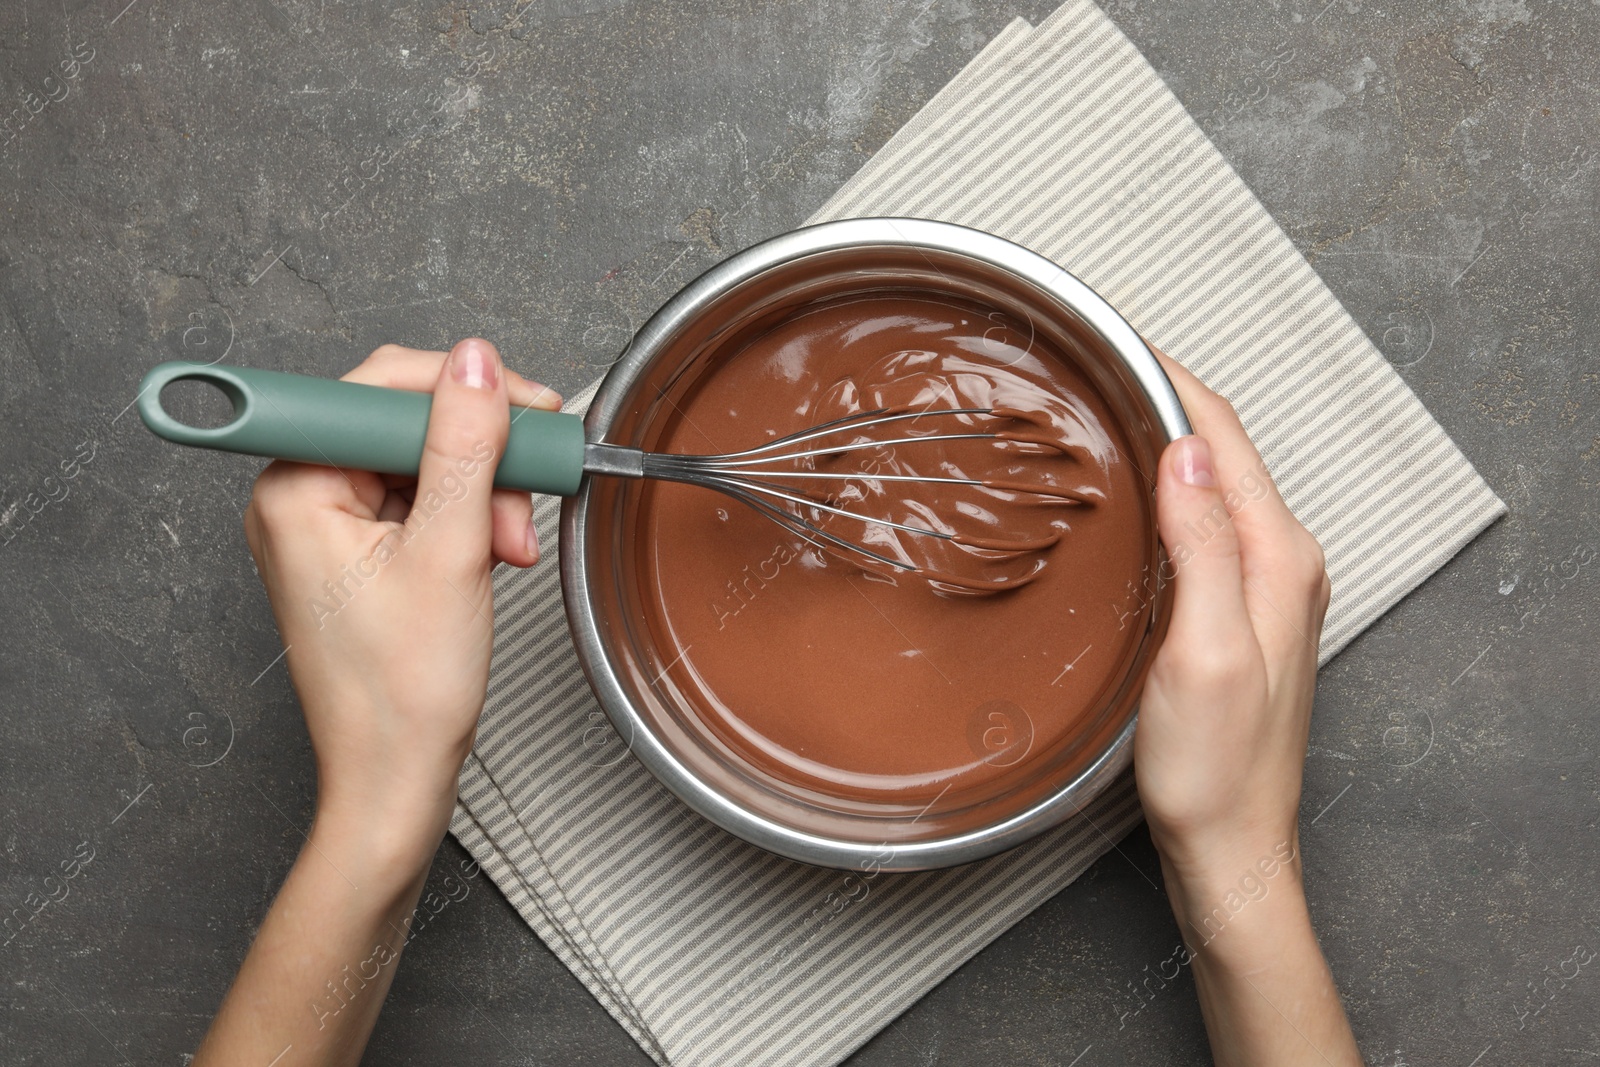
[450,2,1505,1064]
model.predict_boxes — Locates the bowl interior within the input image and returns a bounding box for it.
[569,236,1176,868]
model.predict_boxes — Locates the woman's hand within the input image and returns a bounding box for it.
[1136,349,1331,887]
[193,339,562,1067]
[1135,349,1359,1066]
[243,338,561,869]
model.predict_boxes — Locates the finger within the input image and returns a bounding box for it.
[1151,348,1297,531]
[345,344,563,410]
[1151,348,1305,568]
[376,488,412,524]
[410,338,509,570]
[490,488,539,567]
[512,371,563,412]
[1152,348,1327,657]
[250,458,388,528]
[1156,434,1253,648]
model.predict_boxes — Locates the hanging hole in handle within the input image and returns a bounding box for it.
[158,375,246,430]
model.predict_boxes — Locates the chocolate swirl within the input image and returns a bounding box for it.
[794,317,1119,596]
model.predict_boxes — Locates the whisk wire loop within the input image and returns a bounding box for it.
[610,405,1069,575]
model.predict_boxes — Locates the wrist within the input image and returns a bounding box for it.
[1148,815,1302,894]
[305,728,471,877]
[1159,837,1307,955]
[308,790,453,888]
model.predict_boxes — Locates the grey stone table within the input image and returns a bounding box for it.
[2,1,1594,1064]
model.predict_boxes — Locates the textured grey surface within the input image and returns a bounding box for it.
[0,1,1594,1064]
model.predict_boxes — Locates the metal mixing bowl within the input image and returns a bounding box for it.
[560,217,1189,871]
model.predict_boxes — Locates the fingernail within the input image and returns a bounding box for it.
[1176,436,1215,487]
[525,514,540,562]
[451,338,500,391]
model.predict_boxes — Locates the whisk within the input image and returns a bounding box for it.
[137,363,1084,573]
[591,406,1011,572]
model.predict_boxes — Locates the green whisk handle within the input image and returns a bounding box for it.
[136,361,587,496]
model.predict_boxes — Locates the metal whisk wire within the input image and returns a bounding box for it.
[633,407,1008,573]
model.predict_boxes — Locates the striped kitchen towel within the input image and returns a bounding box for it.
[450,2,1506,1064]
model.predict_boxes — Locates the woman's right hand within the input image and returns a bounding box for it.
[1132,349,1360,1066]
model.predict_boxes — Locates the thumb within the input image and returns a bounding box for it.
[410,337,508,567]
[1156,434,1250,639]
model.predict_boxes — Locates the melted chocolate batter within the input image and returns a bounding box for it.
[636,292,1153,805]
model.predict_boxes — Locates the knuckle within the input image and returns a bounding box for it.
[1195,541,1243,580]
[367,343,408,366]
[1173,495,1237,551]
[424,424,495,470]
[248,472,291,528]
[1299,532,1328,589]
[345,344,417,383]
[1199,387,1239,422]
[1186,656,1246,695]
[1184,387,1247,442]
[241,504,260,551]
[1163,638,1256,693]
[249,464,346,531]
[1302,529,1326,567]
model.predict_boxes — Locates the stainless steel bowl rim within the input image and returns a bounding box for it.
[560,217,1191,871]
